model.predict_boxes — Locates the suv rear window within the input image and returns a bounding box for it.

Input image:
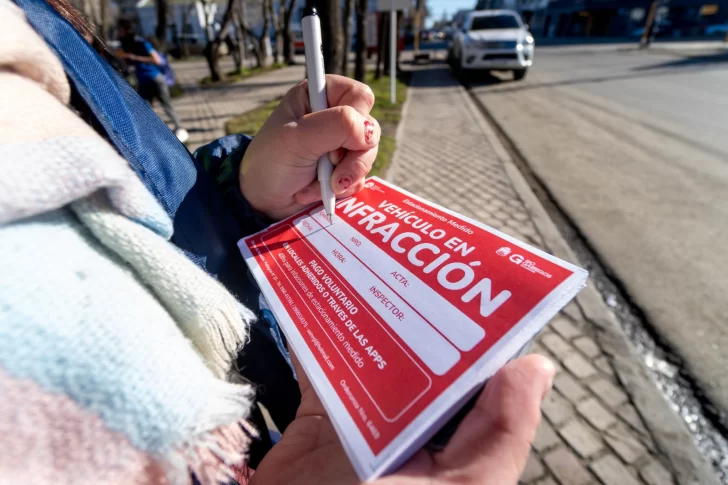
[470,15,520,30]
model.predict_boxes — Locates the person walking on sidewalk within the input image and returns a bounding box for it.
[117,18,189,143]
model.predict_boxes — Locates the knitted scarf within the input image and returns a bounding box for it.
[0,2,256,483]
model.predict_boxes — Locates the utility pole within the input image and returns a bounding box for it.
[640,0,658,48]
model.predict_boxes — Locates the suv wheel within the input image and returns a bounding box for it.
[512,68,528,81]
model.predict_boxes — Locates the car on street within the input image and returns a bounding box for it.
[449,10,534,80]
[294,30,305,54]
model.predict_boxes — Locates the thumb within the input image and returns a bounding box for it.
[435,355,555,484]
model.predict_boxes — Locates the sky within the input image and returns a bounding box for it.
[426,0,475,27]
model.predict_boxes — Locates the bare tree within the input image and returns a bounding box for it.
[179,3,194,58]
[201,0,215,43]
[395,10,401,74]
[267,0,282,64]
[260,0,272,62]
[413,0,424,53]
[204,0,236,82]
[317,0,344,74]
[354,0,369,82]
[341,0,355,76]
[281,0,297,65]
[375,11,385,78]
[232,6,247,69]
[155,0,169,51]
[353,0,368,81]
[237,0,267,68]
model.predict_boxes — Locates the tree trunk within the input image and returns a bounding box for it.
[319,0,344,75]
[156,0,169,52]
[181,4,191,58]
[259,0,271,64]
[276,2,285,64]
[267,0,280,64]
[354,0,367,81]
[640,0,658,47]
[382,12,392,76]
[281,0,296,65]
[341,0,355,76]
[229,34,242,71]
[413,0,424,53]
[205,0,236,82]
[239,0,264,68]
[395,11,401,75]
[232,7,246,69]
[202,0,214,44]
[375,12,385,78]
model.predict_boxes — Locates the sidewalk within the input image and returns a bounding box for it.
[158,57,305,152]
[389,63,716,485]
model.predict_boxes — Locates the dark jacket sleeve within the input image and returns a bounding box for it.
[193,134,273,237]
[194,135,302,440]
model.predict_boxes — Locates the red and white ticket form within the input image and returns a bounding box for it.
[239,177,587,480]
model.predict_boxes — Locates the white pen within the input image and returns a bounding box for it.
[302,7,336,224]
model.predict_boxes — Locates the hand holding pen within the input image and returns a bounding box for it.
[302,7,337,222]
[239,34,381,221]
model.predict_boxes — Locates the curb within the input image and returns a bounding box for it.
[460,85,720,485]
[384,83,412,184]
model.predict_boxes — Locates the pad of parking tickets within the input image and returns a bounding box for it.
[238,177,588,481]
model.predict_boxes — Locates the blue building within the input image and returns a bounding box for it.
[475,0,728,37]
[526,0,728,37]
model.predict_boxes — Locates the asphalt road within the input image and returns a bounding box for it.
[468,47,728,416]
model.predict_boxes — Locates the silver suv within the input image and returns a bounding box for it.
[450,10,534,80]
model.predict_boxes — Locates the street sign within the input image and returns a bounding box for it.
[376,0,409,12]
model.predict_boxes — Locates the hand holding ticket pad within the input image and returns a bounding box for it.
[238,178,588,480]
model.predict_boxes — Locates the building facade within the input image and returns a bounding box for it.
[476,0,728,38]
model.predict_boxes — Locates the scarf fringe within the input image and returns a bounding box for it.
[167,379,258,485]
[72,194,253,379]
[176,420,257,485]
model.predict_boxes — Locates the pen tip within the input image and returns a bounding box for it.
[329,215,334,224]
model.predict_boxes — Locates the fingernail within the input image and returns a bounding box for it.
[364,120,375,144]
[329,147,346,164]
[336,176,352,194]
[541,358,556,401]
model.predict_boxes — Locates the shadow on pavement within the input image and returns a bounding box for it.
[183,127,210,134]
[534,36,633,46]
[461,70,512,87]
[633,51,728,70]
[192,79,301,92]
[467,59,727,95]
[405,60,518,88]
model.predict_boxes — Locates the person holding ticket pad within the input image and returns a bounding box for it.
[0,2,562,485]
[240,7,565,485]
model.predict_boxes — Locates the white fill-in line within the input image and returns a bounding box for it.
[308,208,486,352]
[295,215,461,376]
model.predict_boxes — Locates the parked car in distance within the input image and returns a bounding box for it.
[449,10,534,80]
[294,30,305,54]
